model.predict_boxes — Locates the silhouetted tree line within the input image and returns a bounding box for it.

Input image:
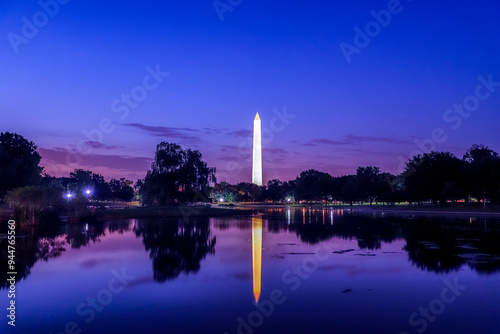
[1,132,500,208]
[0,132,135,219]
[212,144,500,206]
[1,134,215,209]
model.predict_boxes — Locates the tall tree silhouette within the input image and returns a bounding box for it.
[355,166,382,205]
[109,178,134,202]
[463,144,500,204]
[402,151,465,205]
[0,132,42,199]
[295,169,332,201]
[139,142,216,205]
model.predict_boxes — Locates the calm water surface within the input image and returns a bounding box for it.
[1,208,500,334]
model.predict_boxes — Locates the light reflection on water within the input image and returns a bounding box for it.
[1,208,500,334]
[252,216,262,303]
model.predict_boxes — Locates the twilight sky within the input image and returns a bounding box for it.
[1,0,500,184]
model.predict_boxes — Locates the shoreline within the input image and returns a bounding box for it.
[238,203,500,218]
[94,205,255,220]
[349,206,500,218]
[2,203,500,222]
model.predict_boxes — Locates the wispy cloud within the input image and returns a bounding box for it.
[124,123,255,145]
[220,145,251,154]
[82,141,123,150]
[124,123,202,142]
[202,127,230,134]
[227,129,252,137]
[305,134,408,147]
[265,148,290,155]
[220,145,240,152]
[217,155,241,161]
[38,147,152,172]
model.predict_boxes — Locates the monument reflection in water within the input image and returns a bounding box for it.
[252,216,262,303]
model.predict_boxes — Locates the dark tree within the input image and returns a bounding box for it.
[92,173,112,201]
[340,175,359,205]
[212,182,238,202]
[377,172,404,204]
[67,169,91,196]
[295,169,333,201]
[402,151,466,205]
[263,179,296,202]
[0,132,43,199]
[329,176,346,202]
[355,166,382,205]
[463,144,500,204]
[139,142,216,205]
[235,182,264,202]
[66,169,112,201]
[266,179,285,202]
[109,178,134,202]
[464,144,499,162]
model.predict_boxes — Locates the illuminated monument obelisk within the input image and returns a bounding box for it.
[252,216,262,303]
[252,113,263,186]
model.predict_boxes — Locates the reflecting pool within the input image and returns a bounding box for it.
[1,208,499,334]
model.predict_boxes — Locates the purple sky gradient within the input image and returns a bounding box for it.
[2,1,500,183]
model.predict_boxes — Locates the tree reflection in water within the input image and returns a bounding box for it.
[133,217,216,283]
[403,216,500,274]
[1,210,500,290]
[0,218,131,289]
[264,208,500,275]
[0,214,63,289]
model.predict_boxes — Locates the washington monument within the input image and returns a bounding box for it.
[252,113,262,186]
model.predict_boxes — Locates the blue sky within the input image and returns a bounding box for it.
[1,0,500,183]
